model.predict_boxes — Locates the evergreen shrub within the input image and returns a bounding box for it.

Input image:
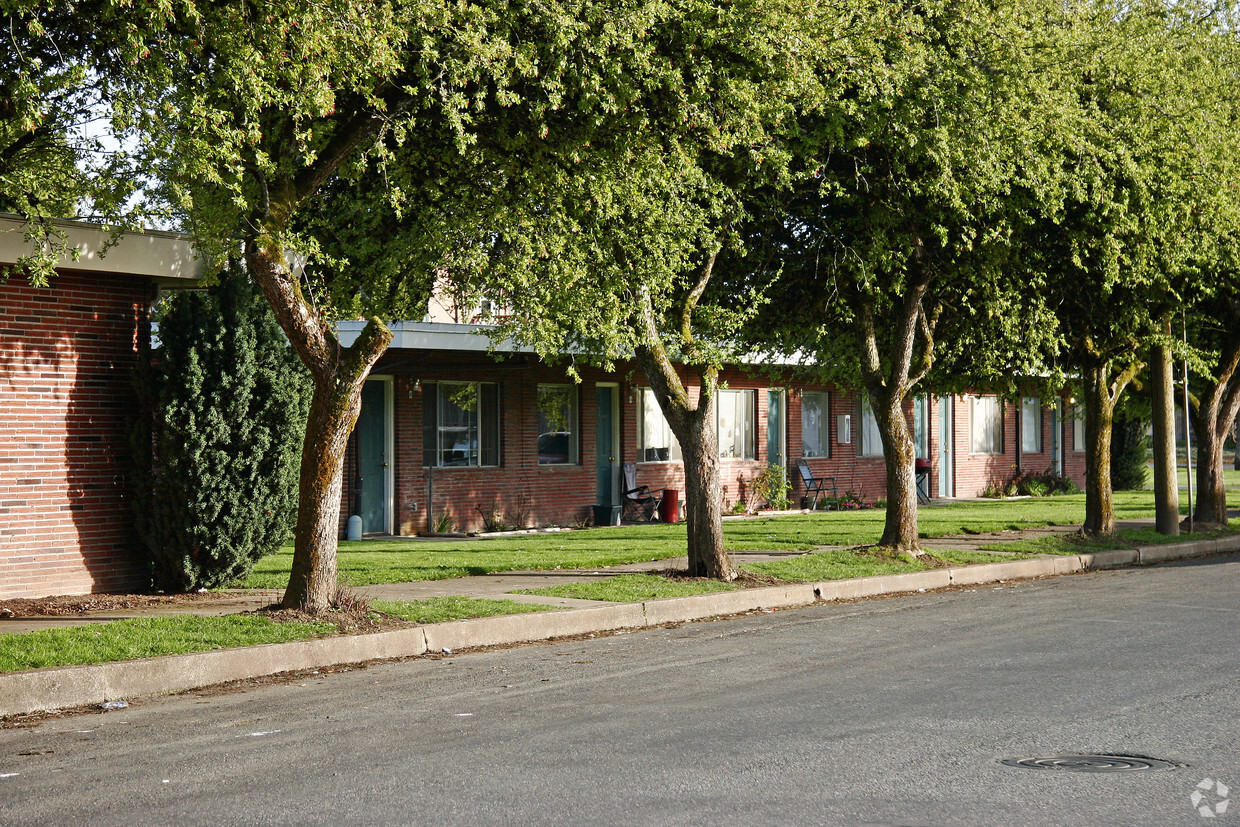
[131,264,311,591]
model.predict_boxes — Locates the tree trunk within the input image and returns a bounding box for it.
[872,389,919,552]
[1150,338,1179,535]
[1194,418,1228,527]
[676,393,729,579]
[634,341,734,579]
[1234,416,1240,471]
[1081,361,1119,536]
[1188,317,1240,529]
[245,241,392,609]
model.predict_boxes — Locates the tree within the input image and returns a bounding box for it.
[455,0,842,578]
[109,0,803,601]
[1023,0,1230,535]
[0,1,146,283]
[743,0,1078,553]
[132,263,310,591]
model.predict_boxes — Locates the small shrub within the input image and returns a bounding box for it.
[1006,468,1080,497]
[750,463,792,511]
[435,512,455,533]
[981,481,1006,499]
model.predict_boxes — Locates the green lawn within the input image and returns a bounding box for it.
[745,547,1027,583]
[372,596,560,624]
[0,615,334,673]
[517,573,740,602]
[980,525,1240,556]
[240,491,1177,589]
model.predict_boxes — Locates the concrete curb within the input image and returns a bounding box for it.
[2,538,1236,718]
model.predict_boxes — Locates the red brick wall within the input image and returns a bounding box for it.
[339,350,1094,533]
[1,272,149,599]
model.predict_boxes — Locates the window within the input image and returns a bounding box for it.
[717,389,756,460]
[1022,397,1042,453]
[1073,404,1086,452]
[970,396,1003,454]
[422,382,500,467]
[801,391,829,458]
[638,389,681,462]
[537,384,578,465]
[637,387,756,461]
[859,398,883,457]
[913,396,929,459]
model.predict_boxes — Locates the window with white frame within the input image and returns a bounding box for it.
[638,387,756,461]
[801,391,829,458]
[970,396,1003,454]
[638,389,682,462]
[422,382,501,467]
[717,389,756,460]
[1073,404,1086,452]
[859,398,883,457]
[536,384,578,465]
[913,395,929,459]
[1022,397,1042,453]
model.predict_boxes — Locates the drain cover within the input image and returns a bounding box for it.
[1000,754,1178,773]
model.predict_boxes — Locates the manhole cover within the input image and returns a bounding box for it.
[999,754,1178,773]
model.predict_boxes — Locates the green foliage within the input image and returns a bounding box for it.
[749,463,791,511]
[131,264,311,591]
[1005,469,1081,498]
[1111,414,1151,491]
[0,2,149,284]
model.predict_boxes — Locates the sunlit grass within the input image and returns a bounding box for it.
[240,490,1176,589]
[0,615,333,673]
[517,573,740,602]
[371,597,559,624]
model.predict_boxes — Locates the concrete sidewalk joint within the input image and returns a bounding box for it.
[2,534,1238,719]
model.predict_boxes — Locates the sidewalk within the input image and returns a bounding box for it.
[1,516,1236,718]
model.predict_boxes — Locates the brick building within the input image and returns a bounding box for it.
[336,321,1088,536]
[0,217,201,599]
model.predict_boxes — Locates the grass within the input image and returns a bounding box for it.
[516,573,740,602]
[743,547,1024,583]
[0,615,334,673]
[371,596,559,624]
[979,525,1240,556]
[239,489,1198,590]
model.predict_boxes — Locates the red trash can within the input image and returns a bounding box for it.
[660,489,679,523]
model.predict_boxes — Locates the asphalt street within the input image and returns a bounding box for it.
[1,553,1237,826]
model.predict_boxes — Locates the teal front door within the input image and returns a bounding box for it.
[595,386,618,505]
[357,381,389,534]
[767,389,785,469]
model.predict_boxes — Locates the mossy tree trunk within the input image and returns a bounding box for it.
[856,254,937,555]
[246,240,392,610]
[1080,351,1141,537]
[633,250,734,580]
[1189,320,1240,528]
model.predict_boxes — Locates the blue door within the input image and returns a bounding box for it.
[357,382,388,533]
[595,386,618,505]
[767,389,785,469]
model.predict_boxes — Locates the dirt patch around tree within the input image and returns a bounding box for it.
[0,591,243,619]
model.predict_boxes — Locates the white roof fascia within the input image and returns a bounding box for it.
[335,320,537,354]
[335,320,816,368]
[0,215,203,283]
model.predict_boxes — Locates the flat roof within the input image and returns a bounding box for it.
[0,215,203,284]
